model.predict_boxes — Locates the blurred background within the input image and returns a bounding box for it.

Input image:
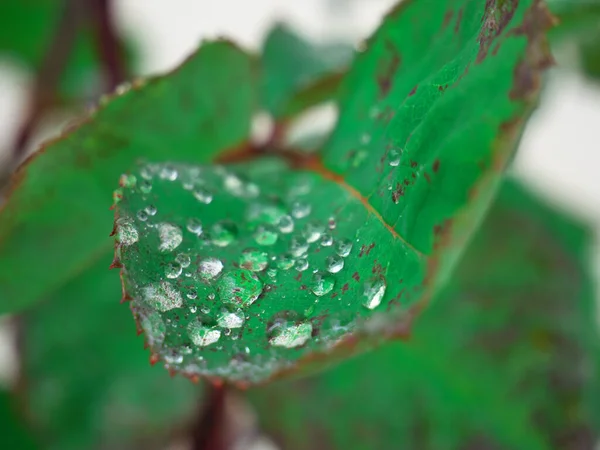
[0,0,599,444]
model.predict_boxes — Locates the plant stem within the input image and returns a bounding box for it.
[9,0,82,167]
[190,383,228,450]
[88,0,126,91]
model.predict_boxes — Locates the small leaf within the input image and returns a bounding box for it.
[0,41,256,314]
[0,389,37,449]
[20,256,200,450]
[114,0,554,384]
[261,23,352,118]
[248,180,600,450]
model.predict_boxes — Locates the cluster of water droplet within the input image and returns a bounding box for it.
[114,162,389,378]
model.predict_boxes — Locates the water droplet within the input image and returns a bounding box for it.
[165,262,182,279]
[217,269,263,308]
[278,215,294,233]
[302,221,324,243]
[388,149,401,167]
[145,205,157,216]
[328,218,336,230]
[254,225,278,246]
[361,133,371,145]
[163,350,183,365]
[289,237,309,257]
[141,281,183,312]
[239,249,268,272]
[291,201,311,219]
[224,173,259,198]
[157,223,183,252]
[269,321,313,348]
[217,310,245,329]
[186,288,198,300]
[350,150,368,168]
[159,165,178,181]
[267,268,278,278]
[136,210,148,221]
[119,174,137,188]
[188,321,221,347]
[363,278,386,310]
[187,218,203,235]
[198,258,224,280]
[140,311,166,346]
[310,272,335,297]
[326,255,344,273]
[116,218,138,246]
[193,187,213,204]
[320,233,333,247]
[276,254,295,270]
[335,239,353,257]
[246,203,286,226]
[140,165,153,180]
[211,221,238,247]
[176,253,191,268]
[295,258,309,271]
[139,180,152,194]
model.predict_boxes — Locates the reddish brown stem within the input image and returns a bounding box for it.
[9,0,82,167]
[190,383,228,450]
[88,0,126,91]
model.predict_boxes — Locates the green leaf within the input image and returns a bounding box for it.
[113,0,553,385]
[0,388,37,449]
[546,0,600,41]
[579,28,600,81]
[0,41,256,315]
[248,179,599,450]
[261,24,352,119]
[20,255,200,450]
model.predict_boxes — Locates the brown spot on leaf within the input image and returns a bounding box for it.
[408,85,418,96]
[352,272,360,282]
[432,159,440,173]
[377,40,401,99]
[454,7,464,34]
[477,0,518,63]
[443,9,454,29]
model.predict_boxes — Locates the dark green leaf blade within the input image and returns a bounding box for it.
[261,24,352,118]
[0,388,37,449]
[248,179,599,450]
[20,255,200,450]
[0,40,256,315]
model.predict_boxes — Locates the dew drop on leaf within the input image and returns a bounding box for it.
[278,215,294,233]
[254,225,278,246]
[157,223,183,252]
[320,233,333,247]
[139,311,166,346]
[335,239,353,257]
[217,310,245,329]
[175,253,191,268]
[193,188,213,204]
[187,218,203,235]
[239,249,268,272]
[289,237,309,257]
[295,258,309,272]
[310,272,335,297]
[198,258,224,280]
[165,262,182,279]
[116,218,138,246]
[326,255,344,273]
[362,278,387,310]
[159,165,178,181]
[136,210,148,221]
[268,321,313,348]
[302,221,325,243]
[145,204,157,216]
[276,254,295,270]
[291,201,311,219]
[388,149,401,167]
[119,173,137,188]
[217,269,263,308]
[141,281,183,312]
[211,221,238,247]
[187,320,221,347]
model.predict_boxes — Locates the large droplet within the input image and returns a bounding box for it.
[310,272,335,297]
[363,278,387,310]
[116,218,138,246]
[139,310,166,346]
[159,165,178,181]
[193,188,213,204]
[239,249,268,272]
[302,221,324,243]
[289,237,309,257]
[254,225,278,246]
[326,255,344,273]
[217,269,263,308]
[198,258,224,280]
[246,203,286,226]
[141,281,183,312]
[291,201,311,219]
[335,239,353,257]
[176,253,191,268]
[276,254,295,270]
[157,223,183,252]
[217,309,245,329]
[268,321,313,348]
[295,258,309,272]
[187,320,221,347]
[211,221,238,247]
[388,149,401,167]
[187,218,203,235]
[165,262,182,279]
[278,215,294,234]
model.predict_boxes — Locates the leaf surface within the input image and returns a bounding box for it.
[0,41,256,314]
[248,180,600,450]
[0,388,37,449]
[20,255,200,450]
[113,0,554,384]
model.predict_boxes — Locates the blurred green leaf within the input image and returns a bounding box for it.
[261,23,352,119]
[249,179,599,450]
[0,388,37,449]
[108,0,552,386]
[0,41,256,315]
[20,255,200,450]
